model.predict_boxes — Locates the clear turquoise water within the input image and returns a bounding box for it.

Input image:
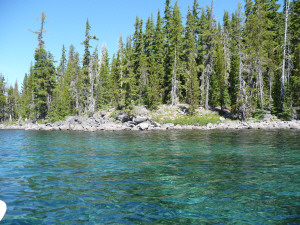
[0,130,299,224]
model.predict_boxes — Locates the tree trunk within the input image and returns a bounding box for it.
[89,62,95,114]
[204,0,214,110]
[171,45,178,105]
[258,56,264,110]
[281,0,290,108]
[205,65,210,110]
[47,94,52,113]
[200,71,205,105]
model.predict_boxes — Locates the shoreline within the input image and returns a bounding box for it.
[1,116,300,131]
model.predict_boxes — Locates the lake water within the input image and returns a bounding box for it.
[0,130,299,224]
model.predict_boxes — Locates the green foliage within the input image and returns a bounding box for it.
[153,113,220,126]
[290,0,300,111]
[4,1,299,123]
[32,48,56,119]
[0,74,6,122]
[252,108,267,120]
[110,109,117,119]
[96,44,111,110]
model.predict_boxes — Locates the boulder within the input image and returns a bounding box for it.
[116,114,130,123]
[139,122,150,130]
[207,123,213,129]
[59,124,70,131]
[178,107,189,115]
[131,126,140,131]
[219,117,226,122]
[86,126,97,132]
[150,121,161,127]
[162,123,174,130]
[174,124,182,130]
[125,121,136,128]
[262,113,277,122]
[52,121,63,127]
[134,106,150,117]
[133,116,148,124]
[289,121,300,129]
[70,124,84,131]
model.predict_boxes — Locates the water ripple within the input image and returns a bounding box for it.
[0,130,299,224]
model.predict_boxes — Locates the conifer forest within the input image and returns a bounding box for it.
[0,0,299,123]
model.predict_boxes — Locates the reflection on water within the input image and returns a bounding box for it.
[0,130,299,224]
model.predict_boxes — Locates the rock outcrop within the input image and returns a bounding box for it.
[1,105,300,131]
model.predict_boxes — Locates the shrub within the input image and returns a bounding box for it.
[153,113,220,126]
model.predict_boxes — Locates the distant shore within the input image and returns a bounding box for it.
[1,115,299,131]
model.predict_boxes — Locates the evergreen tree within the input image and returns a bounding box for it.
[32,49,56,119]
[123,36,136,107]
[72,51,83,115]
[117,36,125,107]
[57,44,67,78]
[184,6,200,110]
[81,19,98,113]
[8,1,299,122]
[13,81,20,120]
[170,1,184,105]
[212,23,227,110]
[0,74,6,122]
[153,10,165,103]
[27,12,56,120]
[163,0,173,103]
[244,0,269,110]
[7,85,14,121]
[132,17,147,105]
[197,7,210,105]
[20,64,35,120]
[290,0,300,118]
[48,45,71,121]
[5,81,19,121]
[200,2,216,109]
[145,15,160,109]
[234,3,246,120]
[96,44,111,109]
[264,0,280,108]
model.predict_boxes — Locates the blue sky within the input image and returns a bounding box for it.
[0,0,283,88]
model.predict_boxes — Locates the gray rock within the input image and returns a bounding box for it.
[262,113,277,122]
[162,123,174,129]
[116,114,130,123]
[59,124,69,130]
[178,107,189,115]
[174,124,182,130]
[133,116,148,124]
[86,126,97,132]
[134,106,150,117]
[154,127,166,130]
[219,117,226,122]
[289,121,300,129]
[125,121,136,128]
[139,122,150,130]
[70,124,84,131]
[207,123,213,129]
[150,120,161,127]
[52,121,63,127]
[131,126,140,131]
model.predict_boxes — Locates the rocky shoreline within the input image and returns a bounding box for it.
[1,114,300,131]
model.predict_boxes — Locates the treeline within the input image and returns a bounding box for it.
[0,0,299,122]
